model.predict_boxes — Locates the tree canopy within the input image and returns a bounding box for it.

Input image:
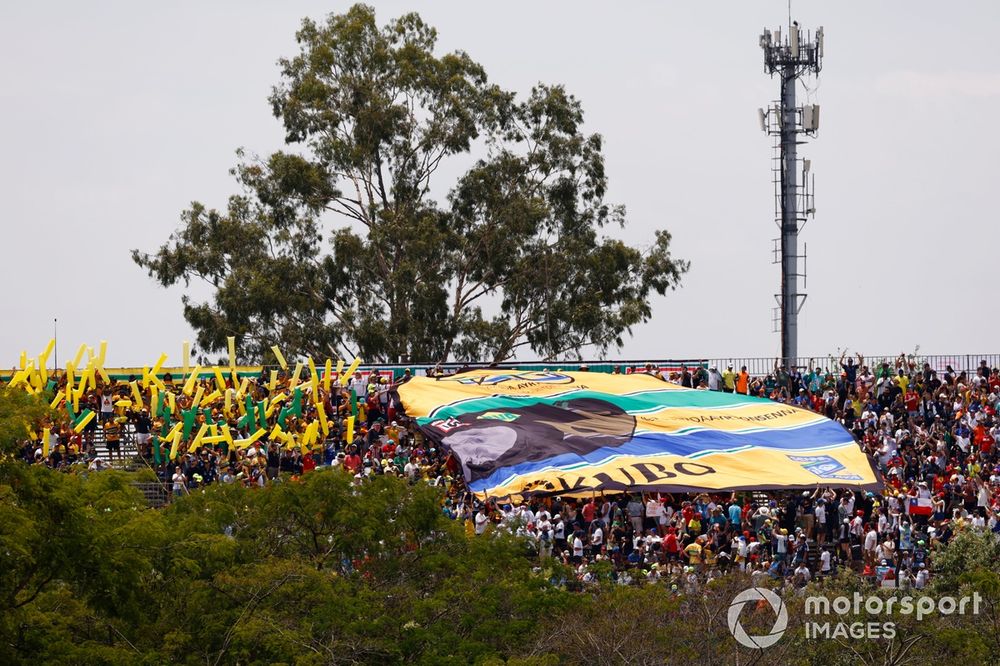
[133,3,688,364]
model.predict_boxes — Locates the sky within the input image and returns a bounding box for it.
[1,1,998,367]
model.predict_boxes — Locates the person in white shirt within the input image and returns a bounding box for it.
[589,524,604,557]
[814,500,827,545]
[572,534,585,562]
[645,496,664,533]
[474,509,489,535]
[819,548,832,575]
[863,527,878,565]
[793,563,812,587]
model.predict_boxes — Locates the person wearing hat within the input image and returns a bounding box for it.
[722,365,736,393]
[707,365,723,391]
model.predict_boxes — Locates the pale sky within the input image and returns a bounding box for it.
[2,1,998,367]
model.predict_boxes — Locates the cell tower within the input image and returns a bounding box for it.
[758,22,823,367]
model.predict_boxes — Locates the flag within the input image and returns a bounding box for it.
[908,497,933,516]
[398,369,881,499]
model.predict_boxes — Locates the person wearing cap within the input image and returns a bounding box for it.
[722,365,736,393]
[706,365,723,391]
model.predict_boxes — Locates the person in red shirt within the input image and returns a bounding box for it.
[582,498,597,526]
[343,446,362,474]
[663,527,680,572]
[974,423,994,454]
[904,388,919,416]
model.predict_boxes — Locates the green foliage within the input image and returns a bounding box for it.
[0,387,50,456]
[133,3,687,363]
[6,465,1000,665]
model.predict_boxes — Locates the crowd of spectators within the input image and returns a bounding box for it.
[12,352,1000,590]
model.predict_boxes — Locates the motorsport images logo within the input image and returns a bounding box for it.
[727,587,788,648]
[728,586,982,646]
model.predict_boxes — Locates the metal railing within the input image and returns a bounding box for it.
[302,353,1000,379]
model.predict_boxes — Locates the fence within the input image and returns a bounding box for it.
[299,353,1000,379]
[8,353,999,383]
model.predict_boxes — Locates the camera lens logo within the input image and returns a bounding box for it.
[727,587,788,649]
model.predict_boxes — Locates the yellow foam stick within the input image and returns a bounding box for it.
[18,351,26,370]
[308,356,318,381]
[182,365,202,396]
[200,390,221,408]
[28,364,41,389]
[98,340,107,367]
[200,435,227,444]
[114,399,132,408]
[230,369,240,389]
[346,415,355,444]
[289,361,304,389]
[71,343,87,368]
[342,357,361,383]
[73,363,87,396]
[97,366,110,384]
[150,352,168,377]
[41,338,55,364]
[310,364,319,400]
[304,421,319,447]
[150,387,159,414]
[167,391,176,413]
[72,389,79,412]
[237,377,249,398]
[85,364,97,391]
[150,373,165,390]
[224,389,232,416]
[86,345,95,362]
[8,370,26,389]
[38,356,48,385]
[213,367,226,392]
[181,339,190,376]
[335,358,345,377]
[169,430,181,460]
[265,401,279,419]
[42,427,50,458]
[130,381,143,405]
[73,411,96,433]
[164,422,182,441]
[50,390,65,409]
[271,345,288,370]
[221,424,234,446]
[324,359,333,391]
[209,424,218,438]
[140,366,150,389]
[247,427,267,444]
[268,370,278,392]
[270,392,288,405]
[269,423,284,441]
[316,401,329,435]
[65,363,75,394]
[227,336,237,369]
[237,395,247,416]
[191,385,205,409]
[191,423,208,449]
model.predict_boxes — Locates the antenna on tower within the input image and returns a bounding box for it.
[758,20,823,368]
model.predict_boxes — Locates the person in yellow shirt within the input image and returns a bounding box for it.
[684,539,703,567]
[722,365,736,393]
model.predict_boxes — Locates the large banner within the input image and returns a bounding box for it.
[397,369,880,498]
